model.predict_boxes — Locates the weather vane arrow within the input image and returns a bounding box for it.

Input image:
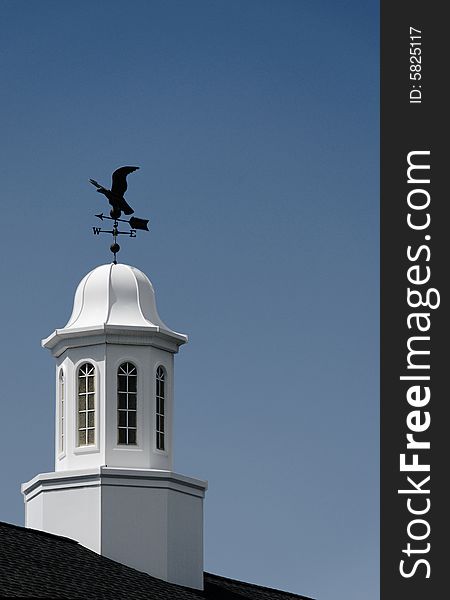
[89,166,150,263]
[95,213,149,231]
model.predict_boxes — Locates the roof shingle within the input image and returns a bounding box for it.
[0,522,313,599]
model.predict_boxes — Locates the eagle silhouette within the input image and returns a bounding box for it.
[89,166,139,216]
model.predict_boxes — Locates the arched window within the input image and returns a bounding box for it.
[117,362,137,445]
[59,369,65,454]
[77,363,95,446]
[156,366,166,451]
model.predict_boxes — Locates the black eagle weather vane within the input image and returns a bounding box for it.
[89,166,149,264]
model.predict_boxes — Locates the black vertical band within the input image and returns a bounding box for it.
[381,2,448,597]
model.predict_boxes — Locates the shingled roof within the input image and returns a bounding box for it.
[0,522,313,599]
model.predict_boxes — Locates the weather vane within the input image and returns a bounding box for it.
[89,166,149,264]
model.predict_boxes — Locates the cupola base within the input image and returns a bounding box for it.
[21,467,207,590]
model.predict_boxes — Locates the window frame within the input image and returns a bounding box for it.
[58,368,65,457]
[155,364,167,453]
[117,361,138,446]
[76,361,97,449]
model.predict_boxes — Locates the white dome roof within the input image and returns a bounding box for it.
[43,264,187,352]
[65,263,183,333]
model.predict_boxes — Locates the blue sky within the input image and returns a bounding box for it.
[0,2,379,599]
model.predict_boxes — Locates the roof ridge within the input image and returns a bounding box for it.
[0,522,312,599]
[204,572,314,599]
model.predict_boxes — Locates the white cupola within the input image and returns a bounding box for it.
[22,263,207,590]
[42,263,186,472]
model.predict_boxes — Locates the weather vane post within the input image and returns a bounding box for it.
[89,166,149,264]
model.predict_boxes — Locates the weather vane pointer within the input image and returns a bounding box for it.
[89,166,149,264]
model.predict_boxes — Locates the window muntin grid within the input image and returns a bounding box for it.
[156,366,165,451]
[59,369,65,454]
[117,362,137,445]
[77,363,95,447]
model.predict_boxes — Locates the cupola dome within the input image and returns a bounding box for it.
[42,263,187,355]
[66,263,171,330]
